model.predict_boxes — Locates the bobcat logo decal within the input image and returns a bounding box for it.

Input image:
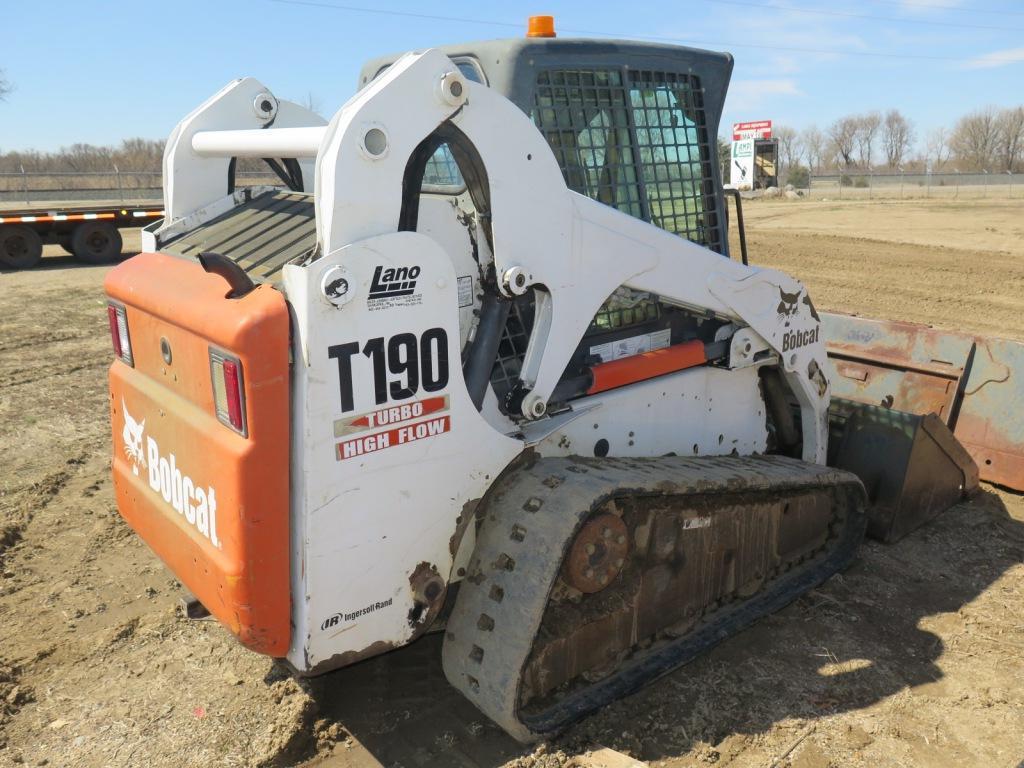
[122,399,146,476]
[777,287,802,319]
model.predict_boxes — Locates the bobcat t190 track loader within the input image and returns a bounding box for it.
[104,20,983,740]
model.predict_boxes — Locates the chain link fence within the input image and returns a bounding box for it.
[3,167,1020,206]
[795,171,1020,200]
[0,168,282,205]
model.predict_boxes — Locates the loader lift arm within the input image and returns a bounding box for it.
[297,49,832,462]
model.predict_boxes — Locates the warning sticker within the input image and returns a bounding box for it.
[589,329,670,363]
[457,275,474,308]
[336,415,451,461]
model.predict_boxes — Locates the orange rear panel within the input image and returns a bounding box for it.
[106,252,290,656]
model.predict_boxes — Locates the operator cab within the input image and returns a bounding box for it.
[360,21,737,415]
[360,26,733,257]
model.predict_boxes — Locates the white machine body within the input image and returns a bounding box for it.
[149,50,830,672]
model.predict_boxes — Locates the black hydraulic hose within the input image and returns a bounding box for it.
[463,293,511,411]
[263,158,304,192]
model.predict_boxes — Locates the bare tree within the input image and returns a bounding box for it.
[117,138,166,170]
[774,125,800,178]
[950,107,1000,170]
[0,68,11,101]
[925,127,951,171]
[828,116,859,168]
[882,109,914,169]
[0,139,165,174]
[855,112,882,169]
[995,106,1024,172]
[801,125,826,173]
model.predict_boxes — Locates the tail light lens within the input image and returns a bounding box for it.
[210,349,247,436]
[107,302,133,366]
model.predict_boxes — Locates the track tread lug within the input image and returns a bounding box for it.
[441,454,867,743]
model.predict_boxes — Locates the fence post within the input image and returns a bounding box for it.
[926,171,931,198]
[900,168,904,199]
[114,163,124,203]
[20,164,28,205]
[868,170,872,200]
[982,169,988,198]
[1009,170,1014,199]
[955,170,960,199]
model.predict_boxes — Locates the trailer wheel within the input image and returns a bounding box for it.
[0,224,44,269]
[57,233,75,255]
[71,221,122,264]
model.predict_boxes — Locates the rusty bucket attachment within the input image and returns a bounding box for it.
[830,400,979,543]
[823,313,1024,492]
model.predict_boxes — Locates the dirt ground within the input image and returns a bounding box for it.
[1,200,1022,768]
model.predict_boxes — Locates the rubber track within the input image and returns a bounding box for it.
[441,454,867,742]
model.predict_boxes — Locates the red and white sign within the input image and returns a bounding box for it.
[334,395,449,437]
[336,415,451,461]
[732,120,773,141]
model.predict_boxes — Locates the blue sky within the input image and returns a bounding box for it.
[1,0,1022,153]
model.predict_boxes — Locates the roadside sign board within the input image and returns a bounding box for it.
[732,120,773,141]
[730,139,755,190]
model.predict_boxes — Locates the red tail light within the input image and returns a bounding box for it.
[107,302,133,366]
[210,349,247,436]
[222,359,243,430]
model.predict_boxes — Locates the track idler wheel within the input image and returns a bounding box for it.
[562,512,628,593]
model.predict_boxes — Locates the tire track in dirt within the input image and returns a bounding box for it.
[0,331,92,355]
[0,358,109,389]
[743,231,1024,340]
[0,460,82,564]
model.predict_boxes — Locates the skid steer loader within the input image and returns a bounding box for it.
[104,19,987,741]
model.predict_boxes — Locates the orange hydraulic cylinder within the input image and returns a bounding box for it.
[587,340,707,395]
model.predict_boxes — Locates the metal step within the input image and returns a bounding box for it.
[161,190,315,284]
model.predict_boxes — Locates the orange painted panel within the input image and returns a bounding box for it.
[105,252,290,656]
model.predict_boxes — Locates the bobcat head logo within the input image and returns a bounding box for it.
[777,286,802,319]
[122,399,146,476]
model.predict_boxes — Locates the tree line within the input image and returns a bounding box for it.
[0,139,278,175]
[764,106,1024,179]
[0,139,166,174]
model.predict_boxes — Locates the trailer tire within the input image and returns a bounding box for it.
[0,224,44,270]
[57,233,75,255]
[71,221,122,264]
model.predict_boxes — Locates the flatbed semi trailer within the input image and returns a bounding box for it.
[0,202,164,269]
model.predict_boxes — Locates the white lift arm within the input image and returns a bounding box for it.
[162,77,327,223]
[162,50,830,463]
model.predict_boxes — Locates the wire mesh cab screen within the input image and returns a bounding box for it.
[531,68,721,252]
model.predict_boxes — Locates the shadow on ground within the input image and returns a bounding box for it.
[296,488,1024,767]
